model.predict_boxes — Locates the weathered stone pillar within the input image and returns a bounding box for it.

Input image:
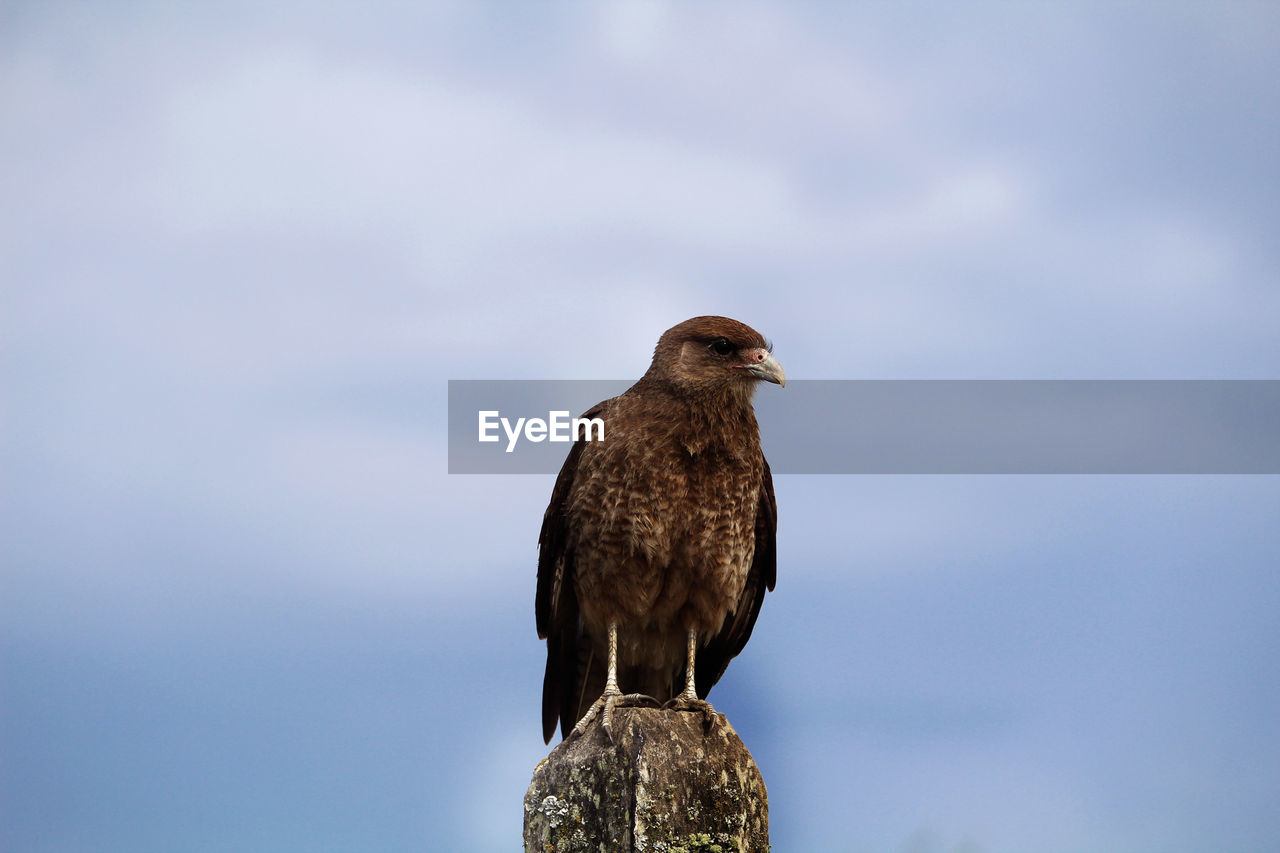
[523,706,769,852]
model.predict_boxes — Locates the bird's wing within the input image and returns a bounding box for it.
[694,454,777,698]
[536,402,604,743]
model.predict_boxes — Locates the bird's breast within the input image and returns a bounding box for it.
[569,434,761,633]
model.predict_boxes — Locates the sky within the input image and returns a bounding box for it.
[3,2,1279,851]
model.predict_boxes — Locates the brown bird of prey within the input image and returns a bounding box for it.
[536,315,783,743]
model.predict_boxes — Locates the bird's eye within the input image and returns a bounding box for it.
[708,338,734,356]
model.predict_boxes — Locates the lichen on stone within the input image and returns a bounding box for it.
[523,706,768,852]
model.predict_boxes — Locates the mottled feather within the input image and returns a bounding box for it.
[536,316,781,742]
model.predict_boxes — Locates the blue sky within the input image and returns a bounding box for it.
[3,2,1279,851]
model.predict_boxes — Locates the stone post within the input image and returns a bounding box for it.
[523,706,769,852]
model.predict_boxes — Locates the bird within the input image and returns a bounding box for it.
[536,315,783,743]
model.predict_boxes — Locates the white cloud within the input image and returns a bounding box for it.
[4,5,1280,853]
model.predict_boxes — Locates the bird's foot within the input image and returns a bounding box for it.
[661,693,721,733]
[571,691,661,743]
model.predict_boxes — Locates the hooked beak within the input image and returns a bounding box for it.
[744,351,786,387]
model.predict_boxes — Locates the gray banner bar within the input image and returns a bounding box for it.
[448,380,1280,474]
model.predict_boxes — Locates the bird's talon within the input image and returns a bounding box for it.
[662,695,720,732]
[571,691,664,743]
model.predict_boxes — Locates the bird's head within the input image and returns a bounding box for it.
[647,315,785,397]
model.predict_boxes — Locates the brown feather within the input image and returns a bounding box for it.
[537,316,781,742]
